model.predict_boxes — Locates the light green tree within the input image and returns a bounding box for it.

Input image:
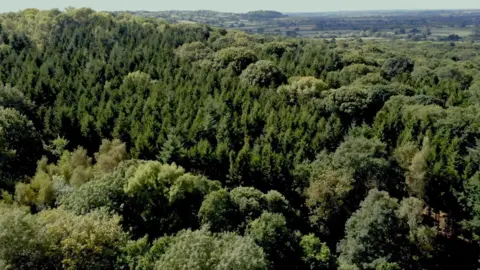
[154,229,267,270]
[240,60,287,87]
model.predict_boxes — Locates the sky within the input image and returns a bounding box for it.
[1,0,479,13]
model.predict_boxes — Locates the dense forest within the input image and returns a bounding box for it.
[1,8,480,269]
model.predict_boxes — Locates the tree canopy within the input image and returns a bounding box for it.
[0,8,479,270]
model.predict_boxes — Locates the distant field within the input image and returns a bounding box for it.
[128,9,480,41]
[430,28,473,37]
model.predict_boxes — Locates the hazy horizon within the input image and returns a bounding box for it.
[1,0,479,13]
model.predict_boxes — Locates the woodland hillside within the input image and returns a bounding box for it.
[1,8,480,269]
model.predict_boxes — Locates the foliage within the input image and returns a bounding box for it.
[303,132,395,237]
[176,41,213,62]
[0,107,42,190]
[124,161,221,237]
[58,160,142,215]
[0,8,479,269]
[278,76,329,101]
[199,186,295,233]
[300,234,334,269]
[14,139,128,210]
[198,189,239,232]
[94,139,128,173]
[381,56,414,79]
[0,205,128,270]
[214,47,258,74]
[338,190,436,270]
[0,83,33,115]
[154,229,268,270]
[240,60,287,87]
[247,212,300,269]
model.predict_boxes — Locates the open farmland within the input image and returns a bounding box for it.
[126,9,480,41]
